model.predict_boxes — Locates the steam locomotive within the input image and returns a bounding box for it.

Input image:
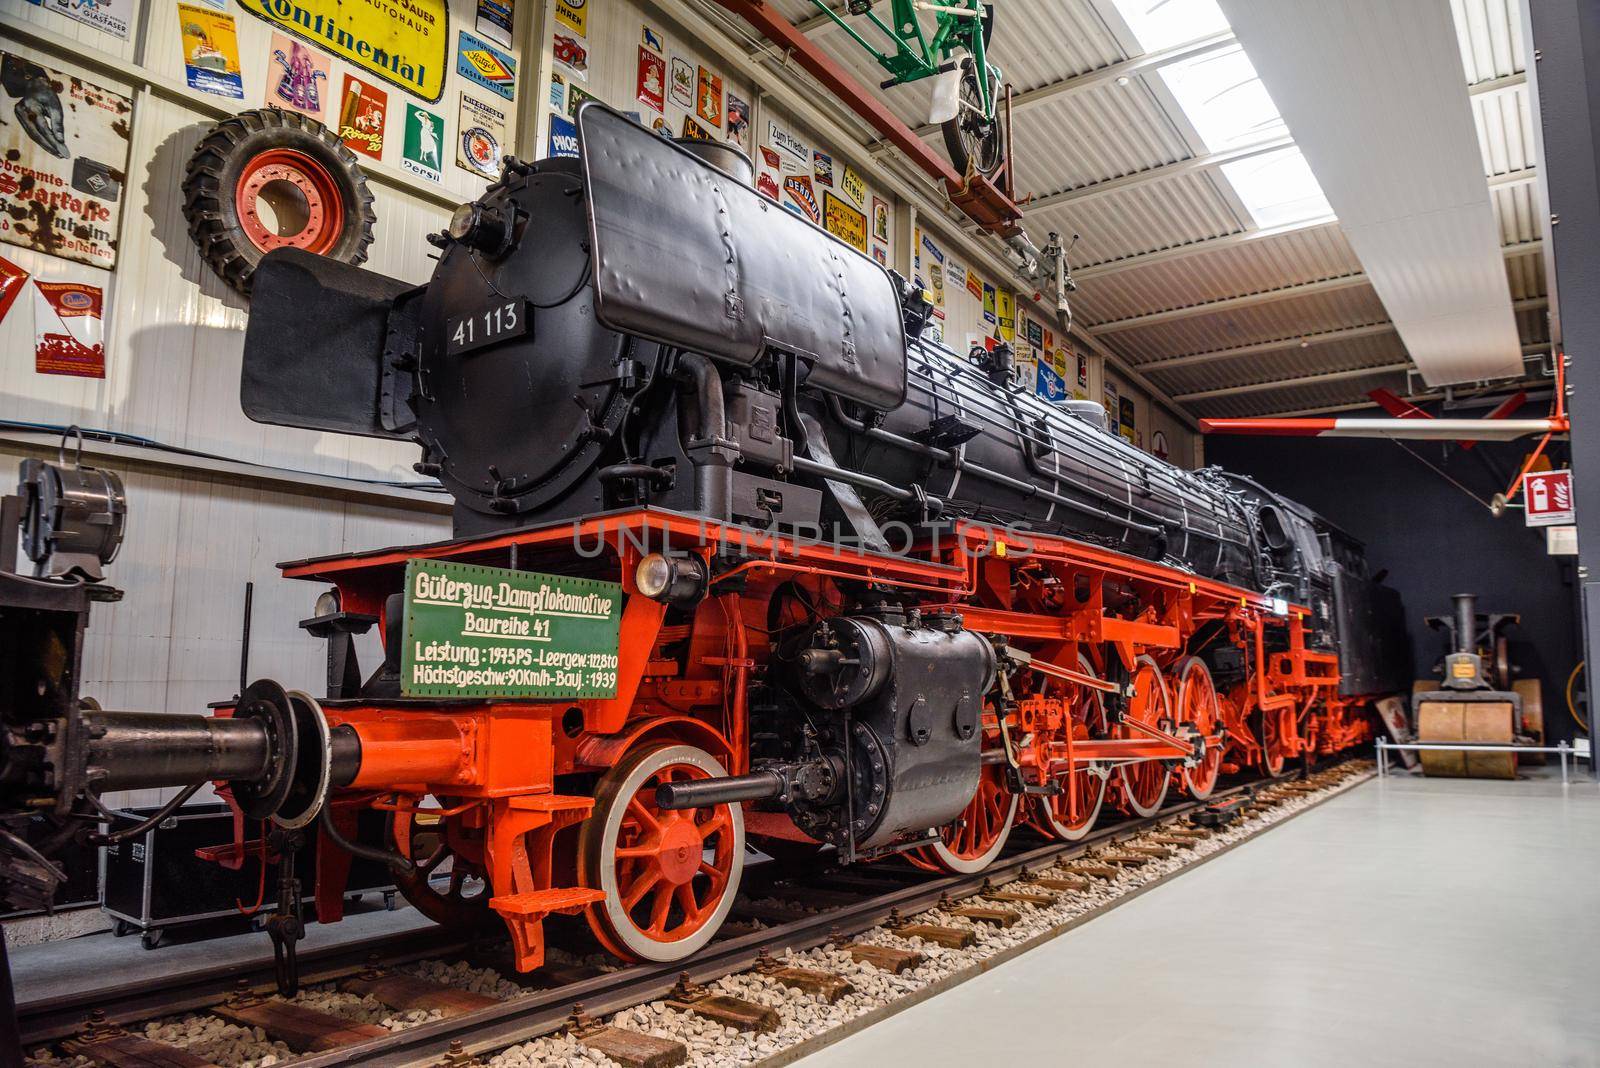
[0,105,1406,985]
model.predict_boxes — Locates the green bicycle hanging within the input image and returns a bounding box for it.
[809,0,1005,179]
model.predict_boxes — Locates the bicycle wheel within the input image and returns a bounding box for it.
[942,60,1004,179]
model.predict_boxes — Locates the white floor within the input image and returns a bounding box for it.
[796,769,1600,1068]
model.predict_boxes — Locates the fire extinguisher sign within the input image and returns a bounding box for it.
[1523,469,1575,527]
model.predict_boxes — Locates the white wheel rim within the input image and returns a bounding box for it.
[927,777,1018,874]
[1037,771,1105,841]
[1117,655,1172,817]
[1177,659,1222,801]
[1037,653,1108,840]
[593,744,744,962]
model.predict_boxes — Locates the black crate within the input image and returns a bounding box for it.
[101,802,394,942]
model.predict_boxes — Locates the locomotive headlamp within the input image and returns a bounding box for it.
[447,202,512,253]
[447,203,480,241]
[634,552,707,604]
[18,451,126,582]
[313,589,340,617]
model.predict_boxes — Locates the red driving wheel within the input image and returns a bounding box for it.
[233,148,346,255]
[1174,657,1224,800]
[1115,655,1174,816]
[579,743,744,962]
[1032,652,1109,840]
[922,760,1016,874]
[1260,701,1299,776]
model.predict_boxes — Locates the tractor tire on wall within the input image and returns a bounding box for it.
[182,108,375,295]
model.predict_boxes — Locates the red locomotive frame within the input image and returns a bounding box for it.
[224,508,1373,971]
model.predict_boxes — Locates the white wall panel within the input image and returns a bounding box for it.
[0,41,453,481]
[1,444,451,808]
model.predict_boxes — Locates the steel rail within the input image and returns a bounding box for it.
[18,761,1358,1062]
[15,925,470,1044]
[273,767,1339,1067]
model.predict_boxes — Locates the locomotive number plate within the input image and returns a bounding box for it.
[446,299,528,356]
[401,559,622,699]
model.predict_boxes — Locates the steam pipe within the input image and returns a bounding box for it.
[656,769,787,810]
[677,352,734,520]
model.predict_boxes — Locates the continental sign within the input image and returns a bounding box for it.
[240,0,448,102]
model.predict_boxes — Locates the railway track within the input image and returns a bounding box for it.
[21,760,1372,1068]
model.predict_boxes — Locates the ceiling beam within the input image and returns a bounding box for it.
[1175,362,1414,402]
[1137,321,1398,372]
[1087,239,1545,334]
[1179,339,1549,406]
[1069,168,1532,284]
[1072,218,1343,281]
[1468,71,1528,95]
[1134,281,1548,373]
[1089,274,1372,333]
[1021,134,1294,215]
[1487,166,1539,189]
[1271,381,1551,418]
[747,2,845,53]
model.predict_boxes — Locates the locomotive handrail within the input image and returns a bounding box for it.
[901,358,1250,543]
[825,391,1166,537]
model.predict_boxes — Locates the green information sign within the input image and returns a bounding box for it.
[401,559,623,699]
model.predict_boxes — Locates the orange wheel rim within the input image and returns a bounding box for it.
[1035,653,1108,837]
[1117,656,1173,815]
[234,148,344,255]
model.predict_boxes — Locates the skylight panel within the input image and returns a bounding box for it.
[1110,0,1230,52]
[1220,146,1334,229]
[1158,45,1287,151]
[1152,45,1286,151]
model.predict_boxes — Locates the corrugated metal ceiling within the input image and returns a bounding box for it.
[733,0,1548,416]
[1069,224,1361,323]
[1155,331,1411,396]
[1105,285,1392,364]
[1030,171,1241,267]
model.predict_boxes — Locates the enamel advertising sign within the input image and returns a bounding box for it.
[239,0,450,102]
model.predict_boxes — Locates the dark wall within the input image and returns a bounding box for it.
[1208,435,1581,740]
